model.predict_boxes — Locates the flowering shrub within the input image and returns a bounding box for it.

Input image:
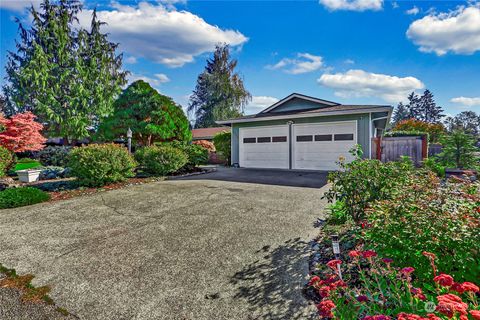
[192,140,215,152]
[392,119,445,143]
[323,146,414,222]
[362,172,480,283]
[308,250,480,319]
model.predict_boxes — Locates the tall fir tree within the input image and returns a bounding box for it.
[3,0,127,144]
[188,44,251,128]
[392,102,410,125]
[418,89,444,123]
[406,92,421,119]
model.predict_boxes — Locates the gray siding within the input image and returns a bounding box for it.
[231,113,371,165]
[269,97,331,113]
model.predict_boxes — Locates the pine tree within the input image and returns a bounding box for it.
[3,0,127,144]
[418,89,444,123]
[392,102,410,125]
[188,44,251,128]
[406,92,421,119]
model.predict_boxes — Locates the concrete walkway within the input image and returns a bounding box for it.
[0,169,328,319]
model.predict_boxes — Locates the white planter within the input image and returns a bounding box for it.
[17,169,42,183]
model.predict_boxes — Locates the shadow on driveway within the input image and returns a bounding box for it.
[175,167,329,189]
[230,238,315,320]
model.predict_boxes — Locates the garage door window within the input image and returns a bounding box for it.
[334,133,354,141]
[272,136,287,142]
[257,137,271,143]
[314,134,332,141]
[243,138,256,143]
[296,135,313,142]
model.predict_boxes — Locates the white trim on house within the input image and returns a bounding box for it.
[217,107,392,125]
[260,93,339,113]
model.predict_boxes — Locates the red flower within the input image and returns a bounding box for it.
[362,316,391,320]
[470,310,480,320]
[434,274,454,287]
[318,286,331,298]
[461,282,479,293]
[349,250,361,258]
[400,267,415,275]
[397,313,428,320]
[308,275,321,286]
[436,294,468,317]
[451,282,465,294]
[426,314,441,320]
[317,300,336,318]
[411,287,426,301]
[361,250,377,258]
[332,280,347,288]
[326,259,342,270]
[356,295,368,302]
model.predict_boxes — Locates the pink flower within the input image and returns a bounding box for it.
[382,258,393,264]
[361,250,377,258]
[461,282,479,293]
[349,250,361,259]
[326,259,342,270]
[434,274,454,287]
[400,267,415,275]
[316,300,336,318]
[470,310,480,320]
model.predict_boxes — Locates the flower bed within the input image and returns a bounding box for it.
[309,146,480,318]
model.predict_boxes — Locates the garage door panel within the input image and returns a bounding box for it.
[293,121,357,171]
[239,125,289,169]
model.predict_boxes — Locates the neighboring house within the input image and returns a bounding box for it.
[217,93,392,171]
[191,127,230,141]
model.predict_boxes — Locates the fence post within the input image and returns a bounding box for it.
[376,137,382,160]
[421,135,428,160]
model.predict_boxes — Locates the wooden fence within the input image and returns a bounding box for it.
[371,136,427,166]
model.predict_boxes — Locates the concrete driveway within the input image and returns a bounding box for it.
[0,168,328,320]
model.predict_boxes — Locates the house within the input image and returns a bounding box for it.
[191,127,230,141]
[217,93,392,171]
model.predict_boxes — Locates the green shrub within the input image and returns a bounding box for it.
[135,145,187,176]
[323,145,414,222]
[0,187,50,209]
[36,146,71,167]
[68,144,136,187]
[183,144,208,169]
[213,131,231,165]
[436,130,479,169]
[362,172,480,283]
[423,157,446,177]
[0,146,14,177]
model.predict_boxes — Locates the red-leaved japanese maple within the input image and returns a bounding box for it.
[0,112,46,152]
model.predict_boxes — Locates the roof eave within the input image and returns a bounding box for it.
[217,107,393,125]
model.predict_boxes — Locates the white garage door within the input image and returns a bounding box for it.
[293,121,357,170]
[239,125,289,169]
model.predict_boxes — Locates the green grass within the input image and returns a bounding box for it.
[14,161,41,171]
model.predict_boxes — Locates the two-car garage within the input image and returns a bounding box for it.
[238,121,357,171]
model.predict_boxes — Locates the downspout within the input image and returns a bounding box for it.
[287,121,294,169]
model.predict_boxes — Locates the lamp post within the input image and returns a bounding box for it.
[331,234,343,280]
[127,127,132,154]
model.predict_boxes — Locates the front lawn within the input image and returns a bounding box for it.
[307,146,480,319]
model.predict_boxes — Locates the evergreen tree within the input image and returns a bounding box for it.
[444,111,480,137]
[418,89,444,123]
[406,92,421,119]
[3,0,127,144]
[188,44,251,128]
[97,80,191,146]
[392,102,410,125]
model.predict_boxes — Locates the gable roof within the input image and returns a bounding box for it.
[216,93,393,125]
[191,127,230,139]
[260,93,340,113]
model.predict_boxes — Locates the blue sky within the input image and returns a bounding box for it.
[1,0,479,119]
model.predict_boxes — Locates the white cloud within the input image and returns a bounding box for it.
[344,59,355,65]
[319,0,383,11]
[317,69,425,103]
[128,73,170,89]
[405,6,420,15]
[124,56,137,64]
[267,53,324,74]
[450,96,480,108]
[245,96,279,114]
[406,5,480,55]
[0,0,41,12]
[77,2,248,67]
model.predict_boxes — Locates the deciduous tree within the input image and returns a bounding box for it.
[0,112,46,152]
